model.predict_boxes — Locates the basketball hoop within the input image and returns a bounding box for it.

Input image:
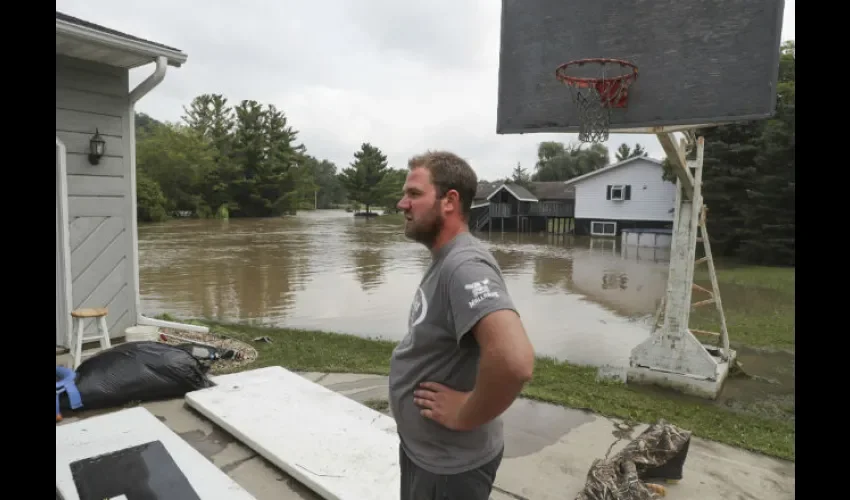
[555,58,638,143]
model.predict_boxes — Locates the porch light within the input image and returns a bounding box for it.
[88,129,106,165]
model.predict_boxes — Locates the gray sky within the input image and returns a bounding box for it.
[58,0,795,181]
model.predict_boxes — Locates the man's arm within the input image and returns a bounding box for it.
[447,256,534,430]
[414,256,535,430]
[456,308,534,430]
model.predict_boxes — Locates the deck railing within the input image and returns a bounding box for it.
[489,202,573,218]
[472,210,490,231]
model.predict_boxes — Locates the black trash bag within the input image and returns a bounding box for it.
[59,341,215,412]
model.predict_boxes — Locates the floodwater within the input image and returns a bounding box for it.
[139,210,673,368]
[138,209,793,421]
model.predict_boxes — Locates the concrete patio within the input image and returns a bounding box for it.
[56,370,795,500]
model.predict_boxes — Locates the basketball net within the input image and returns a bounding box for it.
[555,58,638,143]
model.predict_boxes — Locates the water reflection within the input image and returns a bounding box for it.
[139,211,673,366]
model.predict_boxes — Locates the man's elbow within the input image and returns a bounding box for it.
[513,356,534,384]
[507,351,534,385]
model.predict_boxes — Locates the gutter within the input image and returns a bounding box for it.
[128,56,209,334]
[56,18,187,67]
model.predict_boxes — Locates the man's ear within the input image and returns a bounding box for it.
[445,189,460,214]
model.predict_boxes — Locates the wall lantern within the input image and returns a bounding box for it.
[88,129,106,165]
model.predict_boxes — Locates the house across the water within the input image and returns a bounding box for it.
[563,156,676,238]
[469,181,575,234]
[469,156,676,239]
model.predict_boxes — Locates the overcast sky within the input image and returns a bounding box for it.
[58,0,795,181]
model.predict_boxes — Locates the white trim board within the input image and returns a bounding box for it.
[185,366,401,500]
[56,137,73,348]
[56,407,255,500]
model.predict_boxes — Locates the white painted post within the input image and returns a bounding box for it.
[628,134,723,386]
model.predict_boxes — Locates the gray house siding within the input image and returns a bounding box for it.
[56,55,136,343]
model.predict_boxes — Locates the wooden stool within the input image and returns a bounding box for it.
[70,307,111,369]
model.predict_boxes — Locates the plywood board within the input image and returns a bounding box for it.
[56,406,256,500]
[185,366,400,500]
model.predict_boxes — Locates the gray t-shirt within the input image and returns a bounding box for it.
[388,231,518,475]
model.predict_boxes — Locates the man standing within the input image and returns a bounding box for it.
[389,151,535,500]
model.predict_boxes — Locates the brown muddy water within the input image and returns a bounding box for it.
[138,210,669,367]
[138,210,793,418]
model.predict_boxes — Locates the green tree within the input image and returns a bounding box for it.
[376,168,408,213]
[136,92,351,222]
[225,101,307,217]
[338,143,391,214]
[615,142,647,161]
[531,141,609,181]
[262,104,309,215]
[511,162,532,188]
[136,170,169,222]
[303,155,347,208]
[181,94,238,216]
[136,122,217,214]
[136,112,164,138]
[738,40,795,265]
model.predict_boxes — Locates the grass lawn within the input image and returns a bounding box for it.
[691,264,795,351]
[177,318,793,462]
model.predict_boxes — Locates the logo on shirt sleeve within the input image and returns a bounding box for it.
[464,279,499,308]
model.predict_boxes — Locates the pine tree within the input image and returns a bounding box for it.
[338,143,391,214]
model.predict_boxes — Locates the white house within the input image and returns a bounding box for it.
[56,12,207,354]
[563,156,677,237]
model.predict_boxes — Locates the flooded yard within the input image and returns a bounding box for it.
[138,210,670,367]
[138,210,794,423]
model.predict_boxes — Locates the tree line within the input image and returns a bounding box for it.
[136,93,649,223]
[135,94,407,222]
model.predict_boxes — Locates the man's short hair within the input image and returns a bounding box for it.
[408,151,478,218]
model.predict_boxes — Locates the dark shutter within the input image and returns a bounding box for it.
[625,185,631,200]
[606,185,612,200]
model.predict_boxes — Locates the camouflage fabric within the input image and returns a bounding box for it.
[574,419,692,500]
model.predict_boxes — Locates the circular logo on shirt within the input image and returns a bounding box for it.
[398,288,428,351]
[409,287,428,328]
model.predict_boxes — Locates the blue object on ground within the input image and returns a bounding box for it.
[56,366,82,419]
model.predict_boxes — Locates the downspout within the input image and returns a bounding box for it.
[129,56,209,334]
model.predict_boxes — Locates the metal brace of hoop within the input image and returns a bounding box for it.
[555,58,639,143]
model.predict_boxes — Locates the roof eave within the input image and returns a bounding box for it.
[562,156,663,187]
[56,18,188,68]
[485,183,538,203]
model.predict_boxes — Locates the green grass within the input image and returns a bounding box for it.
[691,264,795,350]
[178,317,794,462]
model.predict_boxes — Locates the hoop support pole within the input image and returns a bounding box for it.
[657,132,694,200]
[627,135,735,399]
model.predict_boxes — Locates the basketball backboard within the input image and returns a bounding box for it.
[496,0,786,136]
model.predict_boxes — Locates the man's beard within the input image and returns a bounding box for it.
[404,206,444,249]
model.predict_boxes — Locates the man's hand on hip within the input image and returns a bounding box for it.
[413,382,473,431]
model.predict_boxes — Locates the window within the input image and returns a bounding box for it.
[606,184,631,201]
[591,221,617,236]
